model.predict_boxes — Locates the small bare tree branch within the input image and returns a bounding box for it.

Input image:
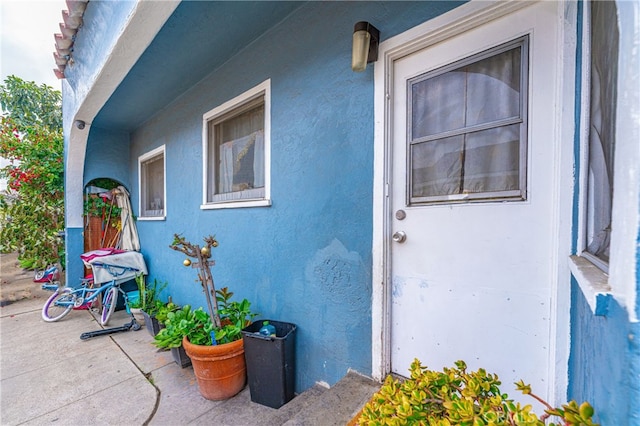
[170,233,221,327]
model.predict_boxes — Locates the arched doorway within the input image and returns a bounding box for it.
[84,178,126,254]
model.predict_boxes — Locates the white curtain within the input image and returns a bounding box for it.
[219,141,234,194]
[253,131,265,188]
[411,46,522,199]
[218,130,264,193]
[586,1,618,262]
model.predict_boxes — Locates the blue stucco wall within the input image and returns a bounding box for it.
[64,227,84,287]
[84,127,131,189]
[635,227,640,423]
[568,281,637,424]
[117,1,462,392]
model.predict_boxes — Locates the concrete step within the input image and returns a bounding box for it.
[263,383,328,425]
[281,371,380,426]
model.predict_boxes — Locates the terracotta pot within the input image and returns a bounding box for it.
[182,336,246,400]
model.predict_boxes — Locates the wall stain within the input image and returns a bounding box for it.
[305,239,368,310]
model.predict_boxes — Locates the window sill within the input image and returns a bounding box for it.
[138,216,165,221]
[568,255,612,316]
[201,199,271,210]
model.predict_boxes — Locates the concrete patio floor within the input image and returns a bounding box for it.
[0,253,379,425]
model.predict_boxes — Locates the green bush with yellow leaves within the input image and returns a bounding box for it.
[356,359,597,426]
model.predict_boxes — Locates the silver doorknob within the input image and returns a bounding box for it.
[392,231,407,243]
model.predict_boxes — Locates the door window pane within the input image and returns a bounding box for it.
[411,135,463,198]
[463,124,520,193]
[408,37,527,204]
[411,125,520,200]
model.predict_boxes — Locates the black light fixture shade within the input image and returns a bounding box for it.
[352,21,380,72]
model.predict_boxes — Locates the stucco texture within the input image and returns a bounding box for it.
[115,1,462,392]
[568,279,640,424]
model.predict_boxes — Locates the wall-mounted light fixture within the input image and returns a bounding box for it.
[351,21,380,72]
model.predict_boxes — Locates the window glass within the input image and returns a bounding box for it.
[584,0,618,266]
[408,37,527,204]
[210,101,264,198]
[139,147,165,218]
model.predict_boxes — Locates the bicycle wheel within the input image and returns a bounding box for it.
[100,286,118,326]
[42,289,74,322]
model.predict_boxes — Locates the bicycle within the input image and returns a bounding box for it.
[41,276,127,326]
[42,249,148,339]
[34,264,60,284]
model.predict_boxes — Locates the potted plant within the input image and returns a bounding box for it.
[138,279,167,336]
[129,275,164,328]
[154,298,178,325]
[167,234,257,400]
[128,274,147,326]
[142,297,177,337]
[153,304,195,368]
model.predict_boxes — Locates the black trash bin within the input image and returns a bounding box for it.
[242,319,296,409]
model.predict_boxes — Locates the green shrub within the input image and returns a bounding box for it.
[154,300,178,324]
[154,305,213,349]
[0,76,64,269]
[357,359,597,426]
[130,275,166,313]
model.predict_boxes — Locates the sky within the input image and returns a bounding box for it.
[1,0,68,90]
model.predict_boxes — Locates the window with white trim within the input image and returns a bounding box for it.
[138,145,166,219]
[203,80,270,208]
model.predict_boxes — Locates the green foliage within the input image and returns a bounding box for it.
[152,290,257,349]
[357,359,598,426]
[153,305,213,348]
[84,194,122,218]
[154,300,178,324]
[130,275,166,312]
[87,178,121,191]
[213,287,257,344]
[0,76,61,129]
[0,76,63,269]
[515,381,597,426]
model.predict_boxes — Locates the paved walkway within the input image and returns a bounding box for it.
[0,253,281,425]
[0,253,380,425]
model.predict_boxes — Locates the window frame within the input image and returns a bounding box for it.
[201,79,271,210]
[569,0,619,315]
[138,145,166,221]
[406,36,529,205]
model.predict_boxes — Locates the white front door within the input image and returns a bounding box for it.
[389,2,564,402]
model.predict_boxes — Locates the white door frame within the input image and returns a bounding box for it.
[371,0,577,405]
